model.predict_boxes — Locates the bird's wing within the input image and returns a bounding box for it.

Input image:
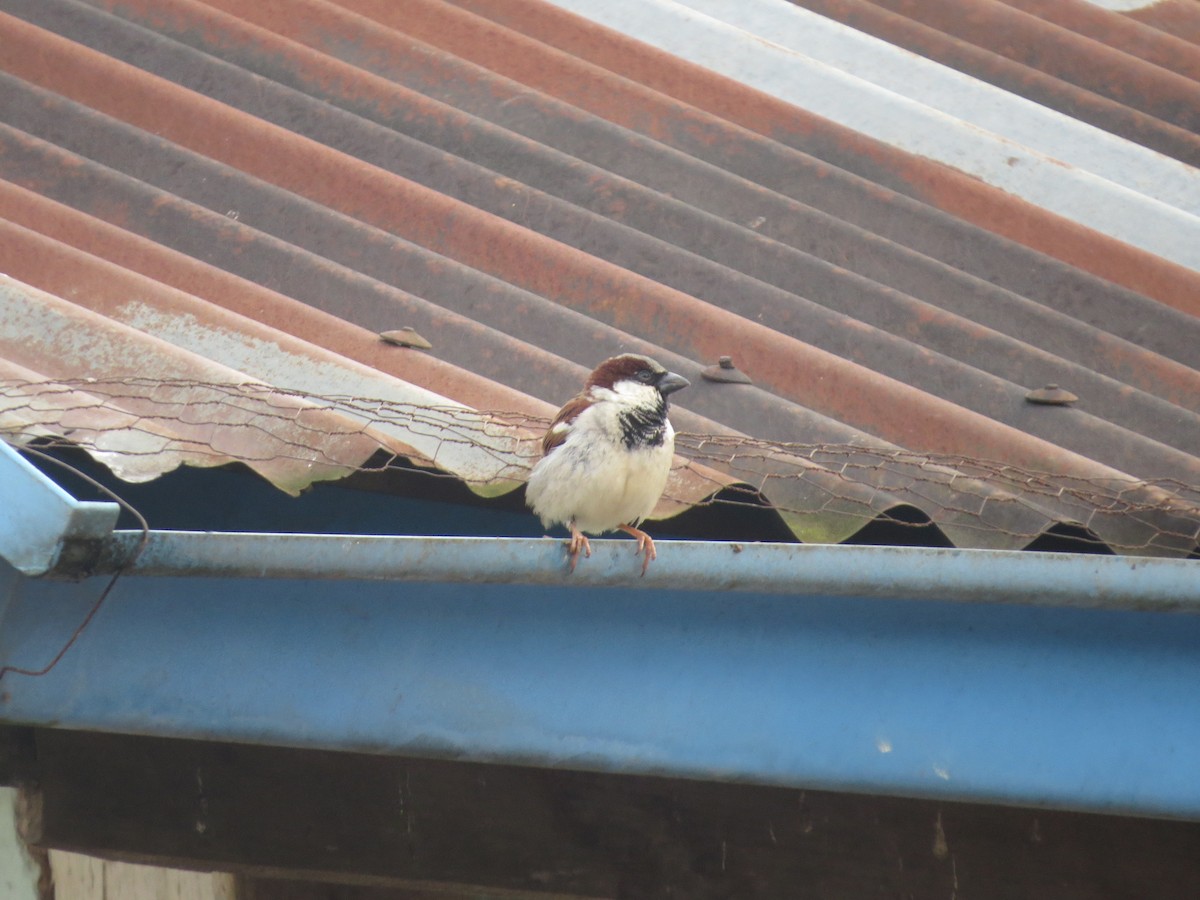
[541,393,592,456]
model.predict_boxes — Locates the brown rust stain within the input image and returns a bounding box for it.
[998,0,1200,83]
[867,0,1200,131]
[1125,0,1200,47]
[434,0,1200,317]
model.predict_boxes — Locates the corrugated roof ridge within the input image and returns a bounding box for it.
[1124,1,1200,47]
[789,0,1200,165]
[8,4,1196,483]
[430,0,1200,313]
[863,0,1200,132]
[90,0,1200,372]
[0,183,943,545]
[1,218,587,498]
[0,86,870,452]
[0,275,418,493]
[9,118,1176,553]
[0,14,1053,464]
[0,172,1121,547]
[0,91,942,541]
[31,3,1200,462]
[529,0,1200,271]
[0,35,1180,540]
[671,0,1200,210]
[165,0,1200,331]
[995,0,1200,83]
[0,176,557,420]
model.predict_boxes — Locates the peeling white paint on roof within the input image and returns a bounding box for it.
[111,300,532,493]
[0,277,532,494]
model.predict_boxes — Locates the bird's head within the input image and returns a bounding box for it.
[586,354,690,406]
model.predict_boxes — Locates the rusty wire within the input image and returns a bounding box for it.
[2,377,1198,555]
[0,444,150,681]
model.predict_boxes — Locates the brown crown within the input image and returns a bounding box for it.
[585,354,666,391]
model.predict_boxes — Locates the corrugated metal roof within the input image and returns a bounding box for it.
[0,0,1197,555]
[540,0,1200,270]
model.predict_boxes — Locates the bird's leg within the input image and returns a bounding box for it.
[618,524,657,576]
[566,520,592,574]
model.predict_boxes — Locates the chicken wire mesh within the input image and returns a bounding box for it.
[2,377,1198,557]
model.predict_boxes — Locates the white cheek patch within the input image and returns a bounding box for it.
[608,381,661,403]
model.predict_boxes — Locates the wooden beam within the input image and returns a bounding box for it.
[15,729,1200,899]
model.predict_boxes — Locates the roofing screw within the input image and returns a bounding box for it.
[701,356,753,385]
[1025,384,1078,406]
[379,327,433,351]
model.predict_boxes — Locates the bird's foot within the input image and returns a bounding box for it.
[618,524,657,576]
[566,525,592,574]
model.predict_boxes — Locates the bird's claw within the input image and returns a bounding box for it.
[563,526,657,576]
[619,525,657,576]
[566,528,591,574]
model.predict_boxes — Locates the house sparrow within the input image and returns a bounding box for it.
[527,354,689,575]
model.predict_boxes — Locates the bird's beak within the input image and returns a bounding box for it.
[656,372,690,396]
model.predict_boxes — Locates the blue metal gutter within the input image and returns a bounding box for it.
[94,530,1198,613]
[2,443,1200,820]
[0,439,118,576]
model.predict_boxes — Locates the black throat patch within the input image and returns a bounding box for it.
[617,396,669,450]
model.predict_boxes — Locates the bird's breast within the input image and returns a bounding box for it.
[526,416,675,534]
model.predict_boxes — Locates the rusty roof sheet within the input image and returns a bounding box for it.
[0,0,1197,556]
[544,0,1200,270]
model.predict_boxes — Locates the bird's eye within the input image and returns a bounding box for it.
[636,370,654,383]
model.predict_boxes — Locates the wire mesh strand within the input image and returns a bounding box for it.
[3,377,1197,554]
